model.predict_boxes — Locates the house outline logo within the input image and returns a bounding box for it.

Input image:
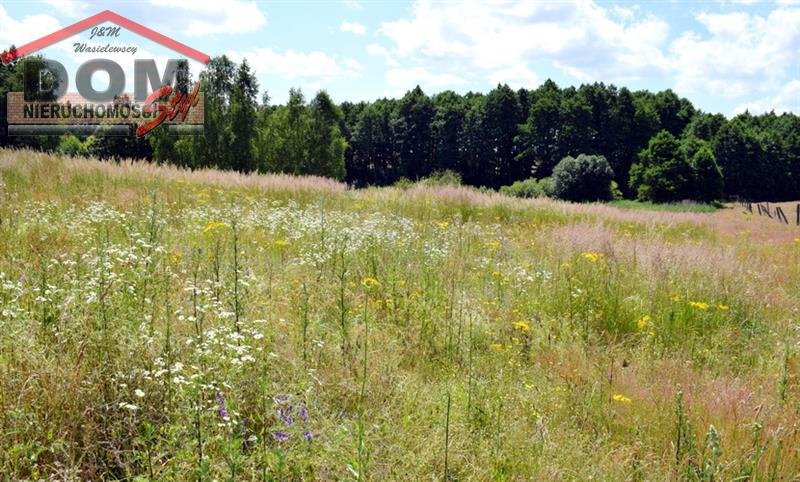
[1,10,210,65]
[3,10,209,138]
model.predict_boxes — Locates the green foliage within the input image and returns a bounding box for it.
[499,177,552,198]
[2,48,800,202]
[629,130,694,202]
[418,169,462,186]
[56,134,87,157]
[690,145,724,202]
[552,154,615,202]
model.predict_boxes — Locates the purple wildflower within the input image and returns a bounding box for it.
[279,406,294,426]
[298,406,309,422]
[273,394,290,404]
[272,431,290,442]
[303,431,313,441]
[216,391,229,420]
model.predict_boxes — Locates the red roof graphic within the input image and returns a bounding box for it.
[0,10,210,65]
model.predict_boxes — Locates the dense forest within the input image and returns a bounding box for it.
[1,53,799,202]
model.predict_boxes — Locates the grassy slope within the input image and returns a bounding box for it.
[1,149,799,479]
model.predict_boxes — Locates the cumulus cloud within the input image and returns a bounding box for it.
[0,5,61,48]
[340,21,366,35]
[147,0,267,36]
[669,8,800,99]
[733,80,800,114]
[385,66,465,96]
[228,48,361,84]
[377,0,670,86]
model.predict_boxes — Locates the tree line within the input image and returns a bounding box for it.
[1,52,799,202]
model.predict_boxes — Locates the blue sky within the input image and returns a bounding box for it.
[1,0,798,116]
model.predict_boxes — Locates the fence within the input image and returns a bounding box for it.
[739,200,800,226]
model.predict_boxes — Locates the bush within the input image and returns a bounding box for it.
[629,131,694,203]
[551,154,615,202]
[56,134,87,157]
[690,146,724,202]
[500,177,552,198]
[419,169,462,186]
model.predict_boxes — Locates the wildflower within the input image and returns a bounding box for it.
[361,277,380,288]
[279,407,294,426]
[298,406,309,422]
[134,389,145,398]
[274,239,289,248]
[216,391,229,420]
[436,221,449,229]
[118,402,138,411]
[581,252,603,263]
[202,221,228,235]
[513,321,530,332]
[485,240,501,251]
[612,394,632,404]
[688,301,709,310]
[636,315,651,331]
[716,304,730,311]
[272,431,290,442]
[670,294,682,302]
[304,431,313,441]
[490,343,504,351]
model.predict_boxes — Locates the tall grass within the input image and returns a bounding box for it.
[0,148,799,479]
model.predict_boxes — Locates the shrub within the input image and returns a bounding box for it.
[500,177,552,198]
[419,169,462,186]
[629,131,694,202]
[56,134,87,157]
[551,154,615,202]
[690,146,724,202]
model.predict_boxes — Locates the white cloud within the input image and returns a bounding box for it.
[340,21,366,35]
[0,5,61,48]
[377,0,670,85]
[733,80,800,114]
[669,8,800,99]
[487,65,539,89]
[147,0,267,36]
[41,0,91,18]
[385,67,465,96]
[228,48,361,84]
[366,42,398,66]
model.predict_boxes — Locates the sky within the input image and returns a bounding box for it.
[0,0,798,117]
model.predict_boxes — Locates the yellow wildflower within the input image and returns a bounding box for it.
[436,221,450,229]
[612,394,632,404]
[688,301,709,310]
[361,277,381,288]
[670,294,682,302]
[274,239,289,248]
[636,315,651,330]
[170,250,183,265]
[513,321,530,332]
[581,252,603,263]
[485,240,501,251]
[202,221,228,235]
[490,343,504,351]
[716,304,730,311]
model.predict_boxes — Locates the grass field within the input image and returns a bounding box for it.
[607,199,720,213]
[1,149,800,480]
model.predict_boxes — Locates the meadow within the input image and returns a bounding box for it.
[1,148,799,480]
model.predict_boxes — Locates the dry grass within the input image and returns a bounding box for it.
[1,148,800,480]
